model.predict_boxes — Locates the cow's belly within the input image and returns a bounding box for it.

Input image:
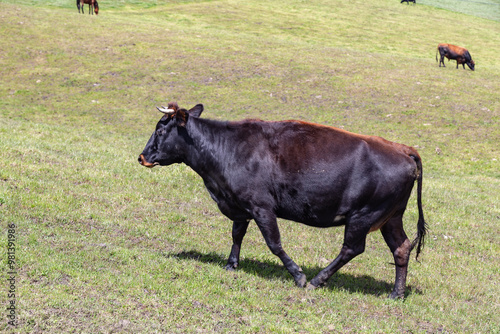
[273,185,349,227]
[282,211,348,227]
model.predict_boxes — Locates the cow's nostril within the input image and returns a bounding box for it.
[138,154,156,168]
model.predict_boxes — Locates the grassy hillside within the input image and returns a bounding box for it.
[420,0,500,22]
[1,0,499,333]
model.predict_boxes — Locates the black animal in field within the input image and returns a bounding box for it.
[139,102,427,299]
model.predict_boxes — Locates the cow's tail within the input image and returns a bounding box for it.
[435,48,438,63]
[410,153,427,261]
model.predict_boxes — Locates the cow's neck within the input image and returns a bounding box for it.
[183,117,234,182]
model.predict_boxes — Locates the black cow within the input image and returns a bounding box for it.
[138,102,427,299]
[436,43,475,71]
[401,0,416,4]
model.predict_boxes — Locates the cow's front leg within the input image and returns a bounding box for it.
[253,208,307,288]
[225,220,250,270]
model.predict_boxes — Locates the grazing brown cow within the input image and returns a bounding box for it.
[78,0,99,15]
[436,43,475,71]
[139,102,427,299]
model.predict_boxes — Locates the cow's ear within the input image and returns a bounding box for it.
[188,104,203,118]
[175,108,188,127]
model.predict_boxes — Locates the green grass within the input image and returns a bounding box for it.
[420,0,500,22]
[1,0,499,332]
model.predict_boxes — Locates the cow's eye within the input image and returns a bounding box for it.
[156,129,165,136]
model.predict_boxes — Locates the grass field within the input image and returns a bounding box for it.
[1,0,499,333]
[420,0,500,22]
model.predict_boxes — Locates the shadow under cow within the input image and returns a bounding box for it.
[165,250,422,298]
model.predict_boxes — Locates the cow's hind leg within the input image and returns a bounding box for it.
[253,208,306,287]
[225,220,250,270]
[381,214,411,299]
[439,55,445,67]
[307,219,370,289]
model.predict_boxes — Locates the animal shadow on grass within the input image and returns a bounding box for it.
[167,250,421,298]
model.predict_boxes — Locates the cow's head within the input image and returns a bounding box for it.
[138,102,204,168]
[467,59,475,71]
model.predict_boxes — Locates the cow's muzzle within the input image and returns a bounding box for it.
[138,154,158,168]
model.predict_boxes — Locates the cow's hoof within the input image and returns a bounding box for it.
[306,282,318,291]
[295,273,307,288]
[224,264,237,271]
[388,291,404,299]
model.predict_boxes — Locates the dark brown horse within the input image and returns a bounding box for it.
[77,0,99,15]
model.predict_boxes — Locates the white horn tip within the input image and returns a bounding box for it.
[157,106,175,114]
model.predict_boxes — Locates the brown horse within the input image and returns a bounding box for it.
[77,0,99,15]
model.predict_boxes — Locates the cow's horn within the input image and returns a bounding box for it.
[157,106,175,114]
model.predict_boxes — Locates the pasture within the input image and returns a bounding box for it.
[1,0,499,332]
